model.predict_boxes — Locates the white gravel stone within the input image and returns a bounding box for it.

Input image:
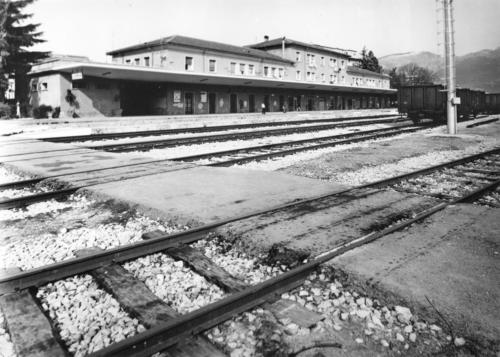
[409,332,417,343]
[123,253,225,314]
[1,206,176,270]
[395,305,412,324]
[454,337,466,346]
[36,275,143,357]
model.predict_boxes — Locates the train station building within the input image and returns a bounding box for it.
[28,35,395,118]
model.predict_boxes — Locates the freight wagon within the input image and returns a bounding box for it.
[398,85,487,123]
[486,93,500,114]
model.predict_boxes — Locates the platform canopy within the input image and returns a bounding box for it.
[29,59,396,94]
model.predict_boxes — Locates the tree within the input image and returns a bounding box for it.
[0,0,49,114]
[387,63,439,88]
[360,46,382,73]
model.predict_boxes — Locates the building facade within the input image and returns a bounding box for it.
[29,35,395,118]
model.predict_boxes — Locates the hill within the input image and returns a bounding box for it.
[380,48,500,93]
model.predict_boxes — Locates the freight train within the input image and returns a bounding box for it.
[397,85,498,123]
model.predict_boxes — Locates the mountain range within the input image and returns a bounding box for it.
[379,47,500,93]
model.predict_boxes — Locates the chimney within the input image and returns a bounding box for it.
[264,35,269,41]
[282,36,286,57]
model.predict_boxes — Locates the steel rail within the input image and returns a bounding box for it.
[89,177,500,357]
[94,117,407,152]
[1,147,498,295]
[206,127,424,167]
[170,125,421,162]
[43,114,397,143]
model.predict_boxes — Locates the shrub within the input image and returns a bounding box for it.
[0,103,13,119]
[32,104,53,119]
[52,107,61,118]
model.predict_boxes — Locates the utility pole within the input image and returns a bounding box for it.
[443,0,457,134]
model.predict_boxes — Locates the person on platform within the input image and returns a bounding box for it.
[261,102,266,114]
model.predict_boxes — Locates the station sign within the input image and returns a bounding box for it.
[72,72,83,81]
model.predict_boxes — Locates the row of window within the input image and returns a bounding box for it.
[230,62,256,76]
[351,76,389,88]
[296,52,347,69]
[125,56,151,67]
[296,70,345,84]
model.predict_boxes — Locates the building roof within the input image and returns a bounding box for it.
[248,37,352,58]
[106,35,294,64]
[29,59,396,94]
[347,66,390,79]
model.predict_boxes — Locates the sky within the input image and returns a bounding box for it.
[26,0,500,62]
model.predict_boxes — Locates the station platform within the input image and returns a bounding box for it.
[0,138,346,225]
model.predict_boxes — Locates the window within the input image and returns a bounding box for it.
[239,63,245,75]
[306,72,312,81]
[31,82,37,91]
[185,57,193,71]
[329,58,334,67]
[296,70,301,80]
[209,59,216,72]
[321,57,325,66]
[333,74,337,83]
[231,62,237,74]
[330,74,334,83]
[309,54,316,66]
[160,56,167,66]
[321,73,325,82]
[278,68,284,79]
[296,52,301,61]
[248,64,255,75]
[144,57,150,66]
[306,54,310,64]
[126,59,131,64]
[272,67,277,78]
[263,66,269,77]
[342,75,345,83]
[341,60,345,68]
[134,58,140,65]
[312,72,316,81]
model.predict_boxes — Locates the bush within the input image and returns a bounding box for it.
[52,107,60,118]
[32,104,53,119]
[0,103,13,119]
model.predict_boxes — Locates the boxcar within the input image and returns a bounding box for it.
[397,85,446,122]
[398,85,487,123]
[486,93,500,114]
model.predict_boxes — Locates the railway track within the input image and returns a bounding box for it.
[0,148,499,357]
[0,124,426,209]
[42,114,398,143]
[89,116,405,152]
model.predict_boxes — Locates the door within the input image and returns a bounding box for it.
[208,93,216,114]
[230,93,238,113]
[264,95,270,112]
[185,92,193,114]
[307,97,314,111]
[249,94,255,113]
[319,97,326,111]
[279,95,285,111]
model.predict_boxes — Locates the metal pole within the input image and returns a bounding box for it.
[444,0,457,134]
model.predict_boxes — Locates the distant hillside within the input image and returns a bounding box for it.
[380,47,500,93]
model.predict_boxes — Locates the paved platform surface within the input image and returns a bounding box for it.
[331,204,499,352]
[0,138,346,226]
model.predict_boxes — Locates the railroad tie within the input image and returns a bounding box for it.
[144,230,324,328]
[75,248,226,357]
[0,268,66,357]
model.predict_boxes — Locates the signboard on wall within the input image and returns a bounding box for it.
[200,91,207,103]
[173,90,181,103]
[72,72,83,80]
